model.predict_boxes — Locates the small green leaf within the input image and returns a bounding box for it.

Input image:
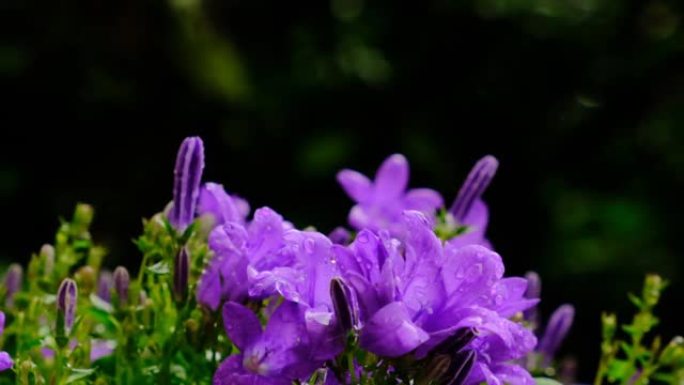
[535,378,564,385]
[146,261,170,275]
[65,368,97,383]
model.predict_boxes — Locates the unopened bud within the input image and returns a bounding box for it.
[174,248,190,302]
[113,266,130,306]
[57,278,78,333]
[449,155,498,223]
[97,270,113,303]
[445,350,477,385]
[74,203,94,228]
[170,137,205,231]
[4,264,23,307]
[75,266,97,294]
[660,336,684,366]
[40,244,55,276]
[539,304,574,365]
[330,277,358,333]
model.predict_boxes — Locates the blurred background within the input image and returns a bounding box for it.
[2,0,683,380]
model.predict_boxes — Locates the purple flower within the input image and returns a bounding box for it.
[198,182,250,227]
[214,301,336,385]
[337,154,443,236]
[197,207,290,310]
[170,136,205,231]
[334,211,537,385]
[0,312,13,371]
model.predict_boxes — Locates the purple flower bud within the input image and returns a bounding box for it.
[4,264,23,307]
[113,266,130,305]
[435,327,478,355]
[538,304,575,365]
[449,155,498,223]
[57,278,78,332]
[174,248,190,302]
[97,270,113,303]
[328,227,351,245]
[444,349,477,385]
[330,277,358,333]
[524,271,541,327]
[422,354,452,385]
[170,136,205,231]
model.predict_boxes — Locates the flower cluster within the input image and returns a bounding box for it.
[15,136,677,385]
[164,140,538,385]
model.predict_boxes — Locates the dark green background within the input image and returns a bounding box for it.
[2,0,683,381]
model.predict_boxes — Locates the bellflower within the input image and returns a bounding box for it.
[337,154,443,236]
[214,301,336,385]
[197,182,250,227]
[334,211,537,385]
[337,154,498,248]
[0,312,12,372]
[196,207,291,310]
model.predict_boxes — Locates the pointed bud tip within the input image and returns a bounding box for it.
[113,266,130,304]
[450,155,500,222]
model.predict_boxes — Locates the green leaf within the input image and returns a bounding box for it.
[65,368,97,383]
[535,378,565,385]
[146,261,170,275]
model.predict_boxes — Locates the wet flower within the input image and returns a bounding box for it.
[337,154,443,236]
[196,207,290,310]
[197,182,250,227]
[334,211,537,385]
[214,301,337,385]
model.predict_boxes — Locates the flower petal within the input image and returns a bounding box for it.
[374,154,409,198]
[404,188,444,212]
[360,301,430,357]
[223,302,263,351]
[337,170,373,203]
[0,351,12,372]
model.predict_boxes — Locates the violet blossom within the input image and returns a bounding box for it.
[214,301,339,385]
[337,154,443,236]
[334,210,538,385]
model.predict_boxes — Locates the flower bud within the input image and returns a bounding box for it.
[75,266,97,294]
[174,248,190,302]
[435,327,478,355]
[643,274,666,308]
[170,136,205,231]
[4,264,23,307]
[57,278,78,333]
[660,336,684,366]
[74,203,94,228]
[40,244,55,276]
[445,349,477,385]
[420,354,452,385]
[330,277,358,334]
[97,270,113,303]
[113,266,130,305]
[449,155,498,223]
[524,271,541,328]
[538,304,574,365]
